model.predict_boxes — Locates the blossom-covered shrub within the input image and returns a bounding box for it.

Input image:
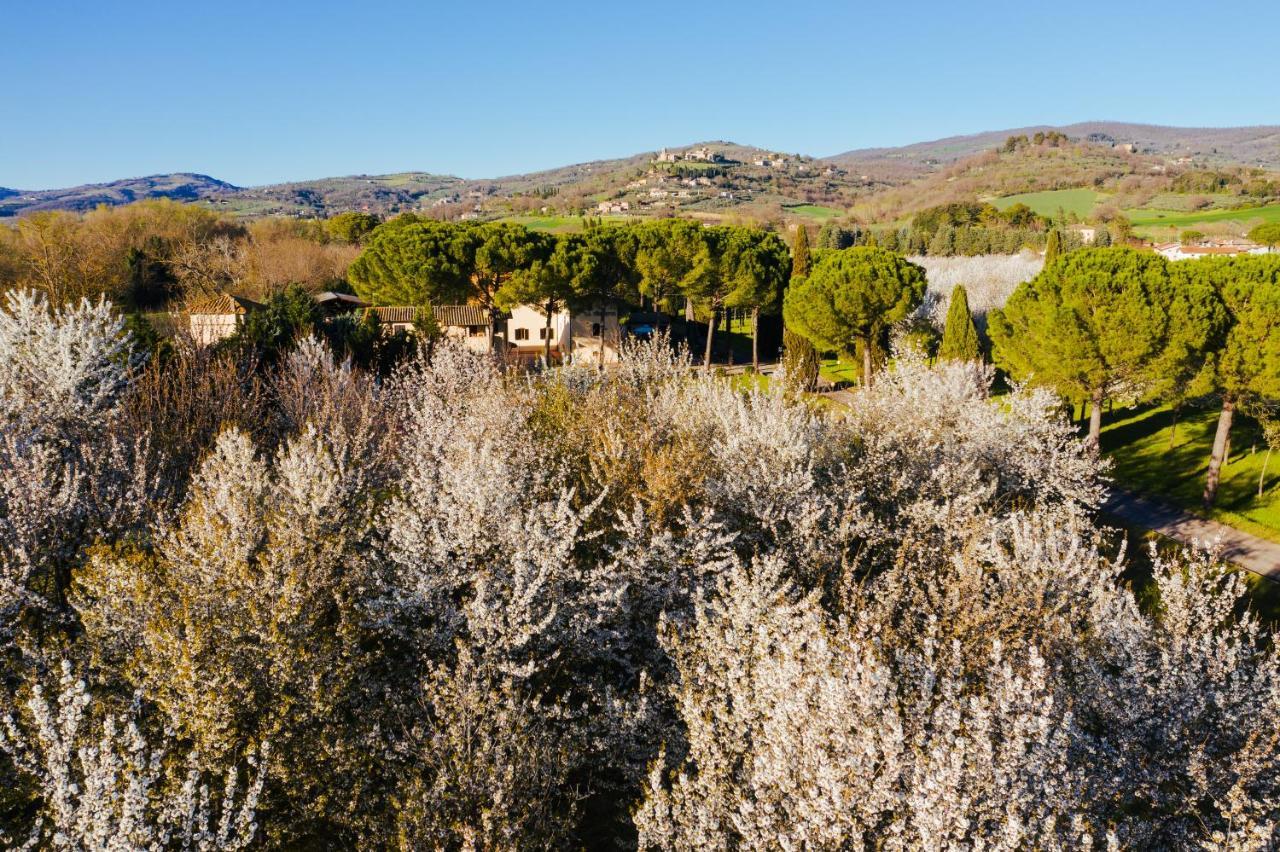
[3,289,1278,850]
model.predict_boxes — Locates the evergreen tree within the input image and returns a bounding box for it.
[1093,227,1112,247]
[792,225,811,279]
[783,225,819,390]
[989,247,1222,447]
[1044,229,1062,265]
[1185,255,1280,506]
[938,285,981,362]
[783,247,926,385]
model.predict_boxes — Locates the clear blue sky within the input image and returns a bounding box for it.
[4,0,1277,189]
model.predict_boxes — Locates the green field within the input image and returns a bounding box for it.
[1100,403,1280,543]
[783,203,845,222]
[498,214,631,233]
[992,188,1100,218]
[1124,203,1280,231]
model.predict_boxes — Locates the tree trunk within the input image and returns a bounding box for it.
[1087,387,1104,449]
[543,300,553,365]
[861,337,873,387]
[1169,405,1180,449]
[685,296,695,322]
[1203,400,1235,508]
[703,306,716,372]
[751,306,760,370]
[1260,447,1272,498]
[599,305,608,367]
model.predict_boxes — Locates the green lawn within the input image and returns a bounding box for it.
[992,188,1100,218]
[783,203,845,222]
[819,357,861,386]
[498,214,631,232]
[1100,403,1280,543]
[1124,203,1280,231]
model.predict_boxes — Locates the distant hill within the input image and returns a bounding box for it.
[3,122,1278,222]
[0,173,238,217]
[827,121,1280,173]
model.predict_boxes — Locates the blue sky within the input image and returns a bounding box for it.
[4,0,1277,189]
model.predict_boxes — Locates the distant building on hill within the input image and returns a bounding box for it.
[1154,241,1268,261]
[1069,225,1097,244]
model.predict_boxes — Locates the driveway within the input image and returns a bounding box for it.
[1102,489,1280,581]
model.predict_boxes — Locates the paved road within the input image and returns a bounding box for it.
[1102,489,1280,581]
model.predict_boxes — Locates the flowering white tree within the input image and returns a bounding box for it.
[910,251,1043,332]
[0,290,153,650]
[0,661,266,851]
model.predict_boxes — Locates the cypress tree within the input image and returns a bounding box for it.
[938,285,982,361]
[784,224,819,390]
[1044,229,1062,265]
[792,225,811,279]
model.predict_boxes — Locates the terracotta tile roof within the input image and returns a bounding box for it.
[432,305,490,327]
[186,293,262,315]
[363,304,491,327]
[365,306,420,324]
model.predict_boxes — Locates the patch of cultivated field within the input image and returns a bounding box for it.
[783,203,845,221]
[1124,203,1280,230]
[991,188,1100,218]
[498,214,631,232]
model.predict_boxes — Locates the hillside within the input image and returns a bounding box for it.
[0,173,238,217]
[4,122,1278,225]
[827,121,1280,172]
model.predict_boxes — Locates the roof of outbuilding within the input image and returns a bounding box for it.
[432,304,490,327]
[186,293,263,315]
[365,306,420,324]
[314,291,369,307]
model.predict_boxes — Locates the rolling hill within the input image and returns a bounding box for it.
[4,122,1278,225]
[826,121,1280,173]
[0,173,238,217]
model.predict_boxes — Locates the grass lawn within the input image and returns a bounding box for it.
[783,203,845,222]
[992,188,1100,218]
[1124,202,1280,235]
[819,357,861,386]
[1099,403,1280,543]
[498,214,631,232]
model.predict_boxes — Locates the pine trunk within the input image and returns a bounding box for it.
[751,306,760,370]
[543,301,553,365]
[599,305,607,367]
[1087,387,1104,448]
[1203,400,1235,508]
[861,337,873,387]
[1260,448,1272,498]
[703,307,716,372]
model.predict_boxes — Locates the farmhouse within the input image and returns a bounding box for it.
[184,290,624,364]
[429,305,492,352]
[186,293,262,346]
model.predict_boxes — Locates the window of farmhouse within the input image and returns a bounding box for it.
[514,327,529,341]
[591,323,601,337]
[539,327,550,339]
[468,326,486,337]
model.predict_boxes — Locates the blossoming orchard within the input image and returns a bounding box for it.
[2,276,1279,850]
